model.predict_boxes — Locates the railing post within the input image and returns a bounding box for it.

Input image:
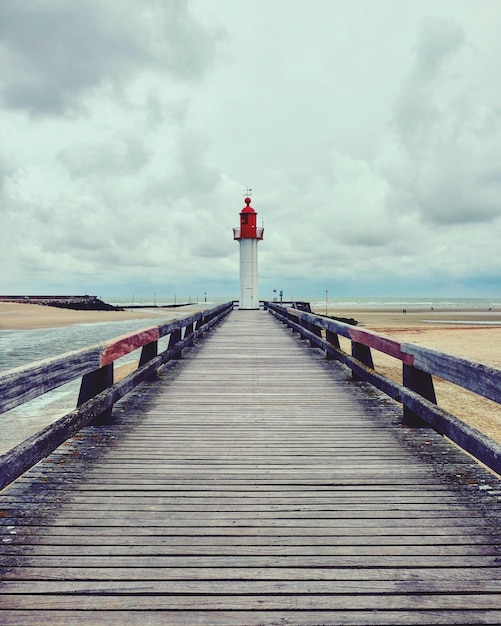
[325,329,340,359]
[139,340,158,380]
[299,317,311,340]
[195,316,204,332]
[184,322,195,347]
[310,321,322,339]
[168,328,183,359]
[77,364,114,423]
[351,342,374,380]
[306,320,323,350]
[403,364,437,426]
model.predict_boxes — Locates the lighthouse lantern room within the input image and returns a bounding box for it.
[233,197,264,309]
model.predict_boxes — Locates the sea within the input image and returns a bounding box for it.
[309,296,501,311]
[0,296,499,454]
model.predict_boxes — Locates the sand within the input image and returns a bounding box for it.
[0,302,172,330]
[2,301,500,444]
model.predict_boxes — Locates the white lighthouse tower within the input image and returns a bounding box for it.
[233,196,264,309]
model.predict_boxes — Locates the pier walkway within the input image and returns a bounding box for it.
[1,310,501,624]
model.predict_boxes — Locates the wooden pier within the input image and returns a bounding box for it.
[1,309,501,624]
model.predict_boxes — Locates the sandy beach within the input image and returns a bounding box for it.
[1,301,500,445]
[0,301,174,330]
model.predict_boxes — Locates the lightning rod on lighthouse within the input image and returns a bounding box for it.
[233,196,264,309]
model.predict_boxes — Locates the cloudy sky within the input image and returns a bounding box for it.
[1,0,500,301]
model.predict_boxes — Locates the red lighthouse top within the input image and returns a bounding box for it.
[241,197,255,213]
[233,197,264,241]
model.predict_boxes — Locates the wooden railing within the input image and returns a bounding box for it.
[266,302,501,475]
[0,302,234,490]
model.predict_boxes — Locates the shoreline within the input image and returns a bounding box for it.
[0,302,191,331]
[313,305,501,330]
[2,301,501,332]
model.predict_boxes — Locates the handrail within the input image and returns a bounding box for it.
[266,302,501,475]
[0,302,234,490]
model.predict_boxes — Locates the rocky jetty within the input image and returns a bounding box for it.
[0,295,123,311]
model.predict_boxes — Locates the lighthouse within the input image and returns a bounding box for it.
[233,197,264,309]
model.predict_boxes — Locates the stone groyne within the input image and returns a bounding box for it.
[0,295,122,311]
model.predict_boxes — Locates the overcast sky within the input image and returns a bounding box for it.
[1,0,500,301]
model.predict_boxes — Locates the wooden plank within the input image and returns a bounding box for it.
[2,554,499,568]
[1,309,500,624]
[2,610,501,626]
[1,543,498,557]
[2,524,490,537]
[3,534,497,547]
[2,593,501,610]
[3,579,501,594]
[2,566,500,582]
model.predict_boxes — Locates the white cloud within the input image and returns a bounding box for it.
[381,16,501,228]
[0,0,218,115]
[0,1,500,298]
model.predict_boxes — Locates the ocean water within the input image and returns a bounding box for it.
[0,314,172,373]
[309,296,501,310]
[107,296,216,308]
[109,295,501,309]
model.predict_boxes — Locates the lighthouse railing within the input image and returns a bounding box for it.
[266,302,501,475]
[233,227,264,240]
[0,302,234,490]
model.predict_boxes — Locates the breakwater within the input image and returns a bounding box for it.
[0,295,120,311]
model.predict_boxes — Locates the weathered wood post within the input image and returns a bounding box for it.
[351,342,374,380]
[77,364,114,423]
[287,309,299,331]
[139,340,159,380]
[168,328,183,359]
[195,316,204,333]
[308,319,323,347]
[298,316,311,342]
[402,364,437,426]
[325,329,341,359]
[139,340,158,366]
[184,321,195,347]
